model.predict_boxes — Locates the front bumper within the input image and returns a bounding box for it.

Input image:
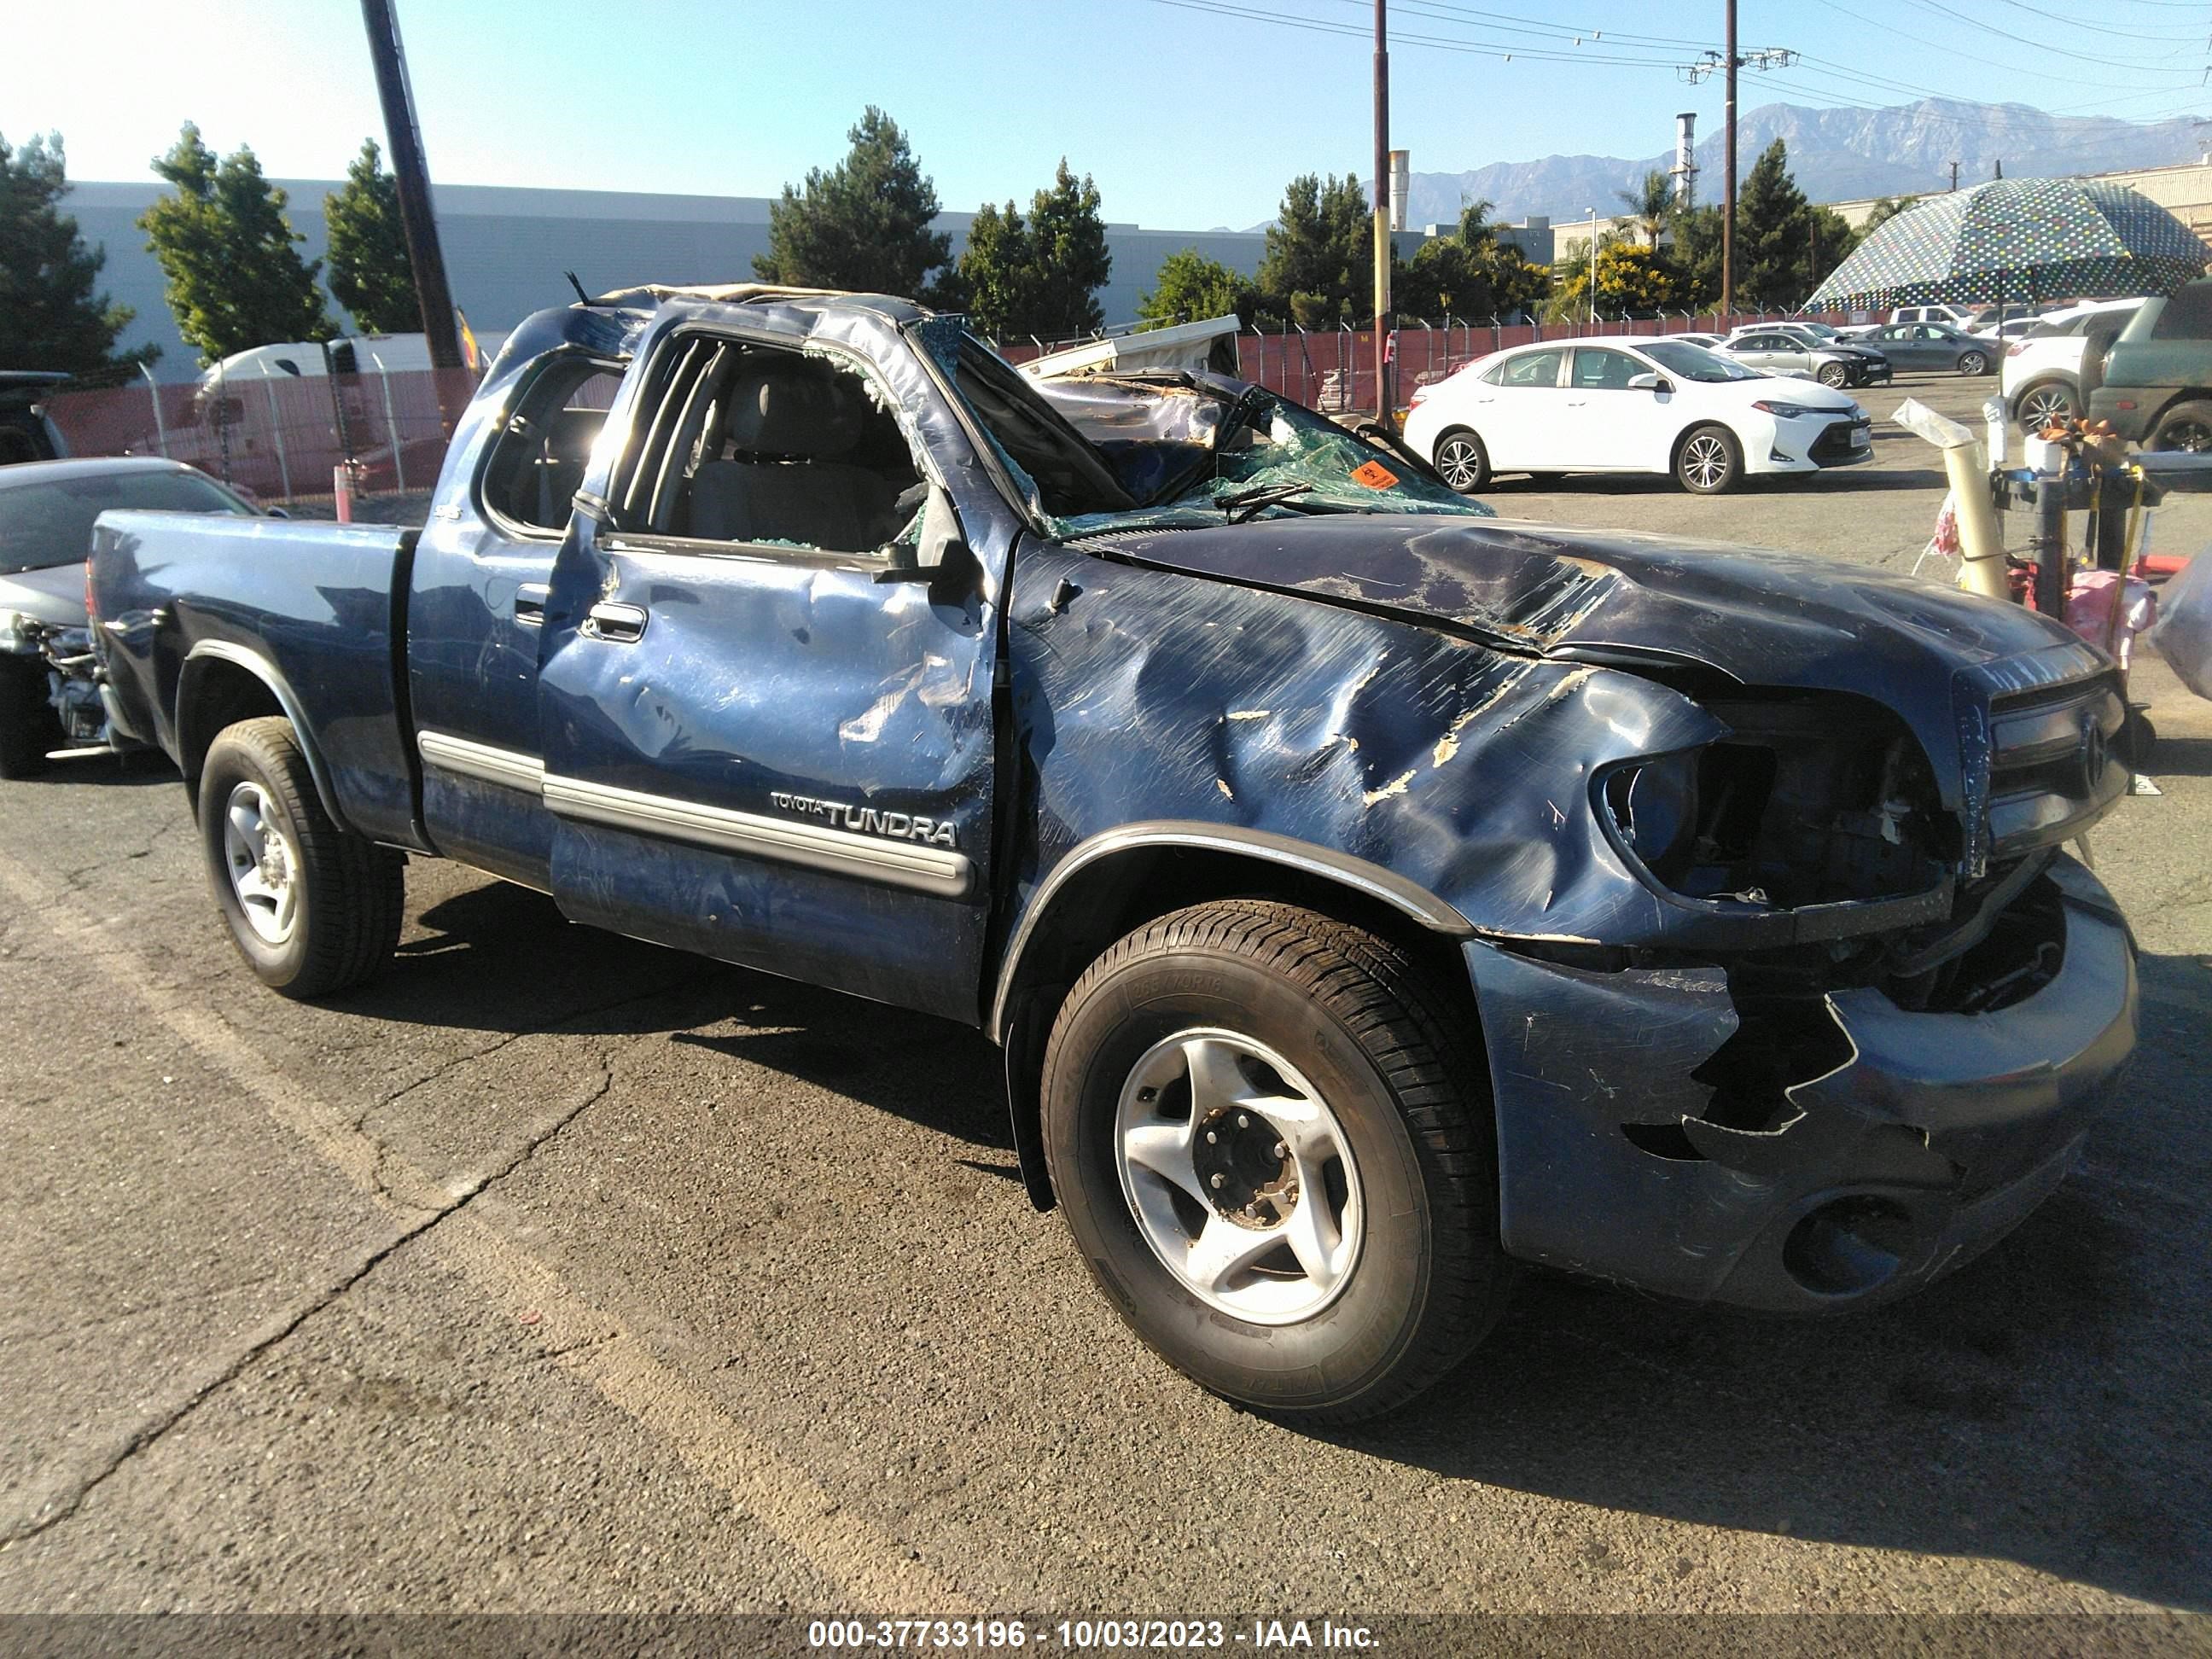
[1466,856,2136,1313]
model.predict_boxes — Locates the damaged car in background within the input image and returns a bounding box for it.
[84,287,2135,1422]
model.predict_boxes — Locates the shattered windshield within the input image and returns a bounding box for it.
[1021,371,1493,538]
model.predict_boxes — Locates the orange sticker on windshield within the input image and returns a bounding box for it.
[1351,459,1399,489]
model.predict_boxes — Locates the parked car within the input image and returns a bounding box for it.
[1719,327,1889,389]
[1407,337,1870,493]
[2088,280,2212,450]
[0,457,263,776]
[1851,321,2000,375]
[1665,332,1726,349]
[2001,300,2145,429]
[1889,304,1976,330]
[89,287,2136,1422]
[1745,323,1895,381]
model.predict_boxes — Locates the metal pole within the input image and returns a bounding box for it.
[1721,0,1738,317]
[358,0,462,380]
[2034,471,2068,620]
[1372,0,1394,431]
[138,363,168,457]
[258,365,294,500]
[1587,208,1598,328]
[371,351,406,495]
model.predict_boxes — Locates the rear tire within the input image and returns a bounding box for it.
[197,716,404,998]
[0,657,59,780]
[1959,350,1989,376]
[1675,424,1742,494]
[1041,899,1509,1423]
[2150,399,2212,454]
[1432,428,1490,494]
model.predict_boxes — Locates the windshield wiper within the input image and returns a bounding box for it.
[1220,482,1313,524]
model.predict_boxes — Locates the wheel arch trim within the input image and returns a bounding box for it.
[987,820,1474,1045]
[178,641,349,831]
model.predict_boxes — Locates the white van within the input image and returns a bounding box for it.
[195,331,509,387]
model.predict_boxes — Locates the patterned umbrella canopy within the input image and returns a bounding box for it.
[1807,178,2208,311]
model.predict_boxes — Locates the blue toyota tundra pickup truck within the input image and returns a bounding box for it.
[87,285,2138,1420]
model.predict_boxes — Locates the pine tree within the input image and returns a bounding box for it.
[1023,160,1110,337]
[752,108,952,299]
[324,138,419,334]
[954,201,1034,338]
[139,124,331,363]
[0,131,153,375]
[1737,139,1811,310]
[1138,249,1255,328]
[1255,173,1370,329]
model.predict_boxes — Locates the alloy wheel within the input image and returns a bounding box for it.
[1680,433,1732,491]
[222,780,300,946]
[2019,386,2075,428]
[1435,436,1484,492]
[1113,1028,1363,1325]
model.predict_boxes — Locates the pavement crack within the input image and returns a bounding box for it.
[1,1055,618,1549]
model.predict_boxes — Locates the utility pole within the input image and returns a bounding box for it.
[1680,16,1792,321]
[1949,160,1961,192]
[359,0,463,386]
[1722,0,1737,317]
[1373,0,1394,432]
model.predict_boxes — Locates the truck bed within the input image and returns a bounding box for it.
[91,511,425,848]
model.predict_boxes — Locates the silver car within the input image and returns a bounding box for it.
[1720,329,1889,389]
[1851,322,1999,375]
[0,457,262,776]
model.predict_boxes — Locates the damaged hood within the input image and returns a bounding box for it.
[1078,514,2090,707]
[0,561,89,630]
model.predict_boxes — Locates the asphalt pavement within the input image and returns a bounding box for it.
[2,370,2209,1630]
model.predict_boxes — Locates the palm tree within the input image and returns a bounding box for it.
[1455,197,1500,250]
[1617,169,1673,248]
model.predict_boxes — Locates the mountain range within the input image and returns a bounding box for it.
[1351,98,2206,230]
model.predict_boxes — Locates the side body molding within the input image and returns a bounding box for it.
[987,819,1475,1043]
[180,640,350,832]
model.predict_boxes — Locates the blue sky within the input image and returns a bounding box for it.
[7,0,2209,229]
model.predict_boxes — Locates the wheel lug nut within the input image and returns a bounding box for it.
[1209,1173,1225,1189]
[1272,1142,1286,1159]
[1205,1131,1218,1144]
[1138,1087,1157,1103]
[1237,1114,1249,1129]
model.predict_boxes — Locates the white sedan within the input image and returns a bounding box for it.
[1402,336,1872,494]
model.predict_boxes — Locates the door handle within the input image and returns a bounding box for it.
[585,601,648,643]
[515,583,550,627]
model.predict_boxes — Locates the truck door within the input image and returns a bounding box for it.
[533,318,1011,1024]
[409,351,626,890]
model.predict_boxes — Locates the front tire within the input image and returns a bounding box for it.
[0,657,59,779]
[1816,363,1849,388]
[1675,424,1742,494]
[197,716,404,998]
[1432,428,1490,494]
[1041,899,1508,1423]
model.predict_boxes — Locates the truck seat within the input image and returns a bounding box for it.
[689,364,900,552]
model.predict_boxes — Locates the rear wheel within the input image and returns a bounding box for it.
[1675,424,1742,494]
[2016,381,2078,431]
[0,657,59,780]
[197,716,404,998]
[1959,349,1989,376]
[2150,399,2212,453]
[1432,428,1490,494]
[1041,899,1508,1423]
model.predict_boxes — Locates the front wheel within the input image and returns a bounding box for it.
[198,716,405,998]
[1432,428,1490,494]
[1675,424,1742,494]
[1041,899,1508,1423]
[1816,363,1849,388]
[1959,350,1989,376]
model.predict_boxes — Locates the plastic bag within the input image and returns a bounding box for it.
[2065,570,2157,670]
[2150,551,2212,701]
